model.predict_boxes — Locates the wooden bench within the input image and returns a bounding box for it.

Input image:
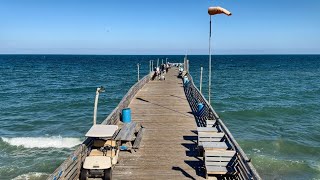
[198,132,225,145]
[204,150,237,178]
[115,122,145,152]
[206,120,216,127]
[114,122,138,152]
[197,127,218,133]
[115,122,138,141]
[197,130,226,156]
[202,142,229,150]
[132,127,145,149]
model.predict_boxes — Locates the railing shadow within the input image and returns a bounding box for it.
[180,140,205,179]
[135,97,194,118]
[184,160,205,178]
[183,80,213,127]
[172,166,196,180]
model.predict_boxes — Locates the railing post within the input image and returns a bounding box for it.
[209,15,212,105]
[187,59,189,73]
[149,60,151,73]
[157,58,159,67]
[137,63,140,81]
[200,66,203,93]
[77,145,83,178]
[151,60,154,71]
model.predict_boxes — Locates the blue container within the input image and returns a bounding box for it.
[120,145,128,151]
[197,103,204,116]
[122,108,131,123]
[183,76,189,84]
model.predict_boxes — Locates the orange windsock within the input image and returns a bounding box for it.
[208,6,232,16]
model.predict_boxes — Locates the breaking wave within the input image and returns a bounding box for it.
[1,136,82,148]
[12,172,49,180]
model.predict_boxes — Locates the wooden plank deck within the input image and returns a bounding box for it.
[113,68,205,179]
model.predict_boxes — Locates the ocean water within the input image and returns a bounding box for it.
[0,55,319,179]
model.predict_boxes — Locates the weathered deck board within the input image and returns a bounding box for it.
[113,68,205,179]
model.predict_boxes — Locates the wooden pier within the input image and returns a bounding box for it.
[113,68,204,179]
[48,63,261,180]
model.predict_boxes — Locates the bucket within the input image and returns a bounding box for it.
[197,103,204,116]
[122,108,131,123]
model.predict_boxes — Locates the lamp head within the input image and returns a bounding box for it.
[97,86,105,93]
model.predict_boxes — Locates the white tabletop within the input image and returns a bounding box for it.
[85,125,118,138]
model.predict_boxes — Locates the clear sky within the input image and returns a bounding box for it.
[0,0,319,55]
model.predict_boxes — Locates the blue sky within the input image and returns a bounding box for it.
[0,0,319,55]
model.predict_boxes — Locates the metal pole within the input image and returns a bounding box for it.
[157,58,159,67]
[184,56,186,71]
[162,59,163,65]
[200,66,203,93]
[188,59,190,72]
[166,58,168,64]
[93,88,100,125]
[152,60,153,71]
[209,15,212,105]
[187,59,189,73]
[149,60,151,73]
[93,86,105,125]
[137,63,140,81]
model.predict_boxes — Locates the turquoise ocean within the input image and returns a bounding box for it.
[0,55,319,179]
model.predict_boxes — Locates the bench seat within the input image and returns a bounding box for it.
[206,120,216,127]
[204,150,237,177]
[197,127,218,133]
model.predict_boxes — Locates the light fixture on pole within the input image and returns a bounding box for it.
[93,86,105,125]
[208,6,232,105]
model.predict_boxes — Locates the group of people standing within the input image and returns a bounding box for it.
[152,63,170,80]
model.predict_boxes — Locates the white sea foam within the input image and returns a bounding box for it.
[1,136,82,148]
[308,160,320,172]
[252,148,261,153]
[12,172,48,180]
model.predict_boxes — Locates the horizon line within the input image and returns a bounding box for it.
[1,53,320,56]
